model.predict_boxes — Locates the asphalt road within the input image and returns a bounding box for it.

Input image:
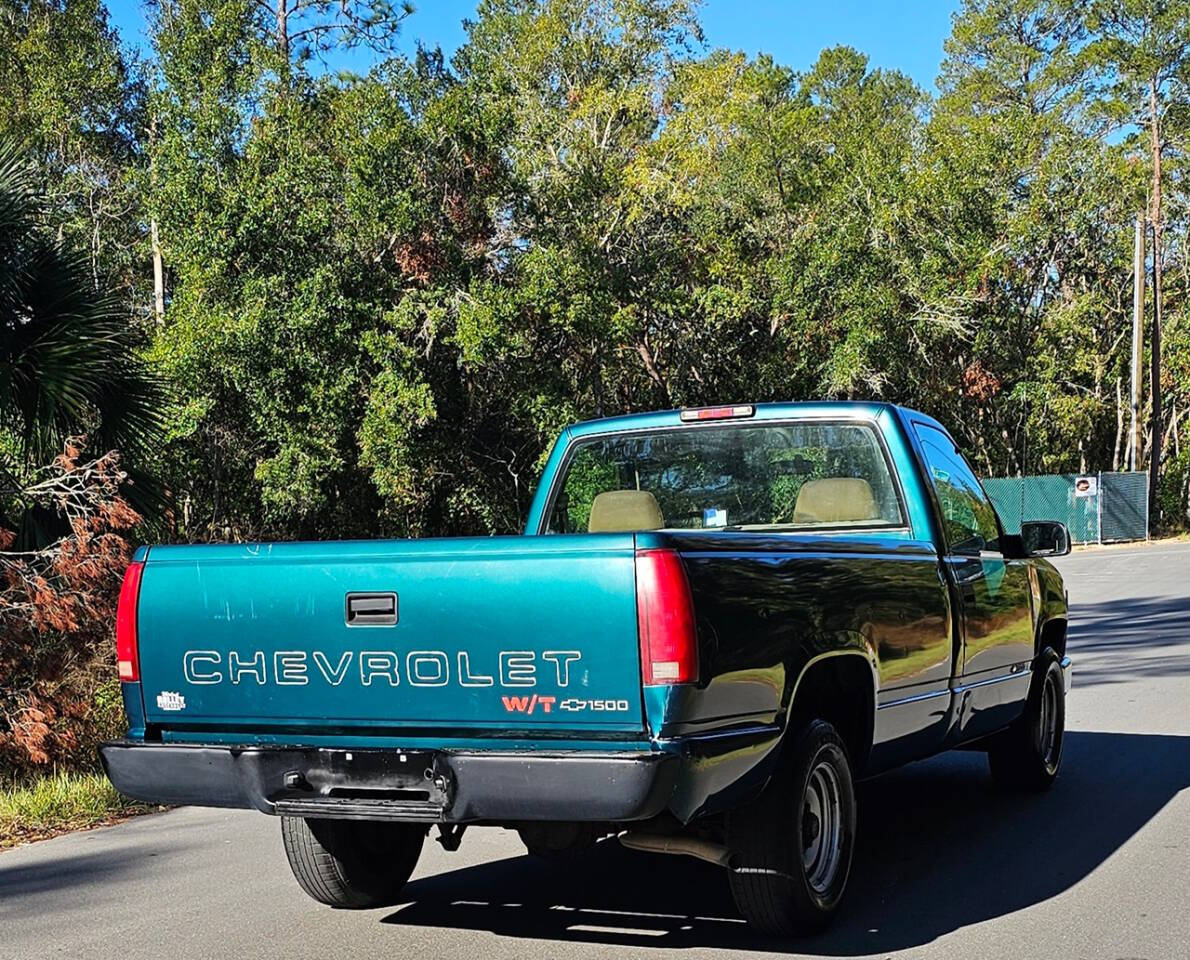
[3,542,1189,960]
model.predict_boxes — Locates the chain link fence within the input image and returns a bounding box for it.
[981,471,1149,545]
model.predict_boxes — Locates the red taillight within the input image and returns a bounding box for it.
[635,549,698,685]
[115,561,144,682]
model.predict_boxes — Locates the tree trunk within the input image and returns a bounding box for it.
[151,217,165,325]
[635,340,671,406]
[1148,79,1163,521]
[149,115,165,325]
[277,0,289,65]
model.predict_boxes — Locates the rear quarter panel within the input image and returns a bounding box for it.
[641,533,952,735]
[637,530,952,820]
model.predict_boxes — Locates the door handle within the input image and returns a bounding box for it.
[345,592,398,626]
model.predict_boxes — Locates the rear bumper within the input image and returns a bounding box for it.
[99,741,679,823]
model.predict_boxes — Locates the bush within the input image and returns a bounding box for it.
[0,440,139,776]
[1157,443,1190,535]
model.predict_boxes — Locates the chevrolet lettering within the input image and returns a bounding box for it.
[179,649,584,688]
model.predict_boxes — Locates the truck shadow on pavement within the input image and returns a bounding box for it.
[381,730,1190,954]
[1067,594,1190,686]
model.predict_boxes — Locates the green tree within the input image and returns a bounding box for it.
[0,142,162,538]
[265,0,413,65]
[131,0,1190,538]
[931,0,1143,475]
[0,0,145,299]
[146,1,509,537]
[1087,0,1190,512]
[0,143,160,464]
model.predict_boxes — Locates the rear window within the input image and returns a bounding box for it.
[545,421,904,534]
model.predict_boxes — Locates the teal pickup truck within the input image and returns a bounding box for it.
[102,402,1072,936]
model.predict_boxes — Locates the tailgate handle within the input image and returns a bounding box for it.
[345,592,398,626]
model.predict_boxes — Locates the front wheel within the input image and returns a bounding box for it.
[727,719,856,937]
[987,650,1066,791]
[281,817,425,909]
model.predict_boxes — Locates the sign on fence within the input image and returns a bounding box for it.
[981,471,1149,545]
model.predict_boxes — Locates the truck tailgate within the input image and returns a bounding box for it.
[135,535,644,735]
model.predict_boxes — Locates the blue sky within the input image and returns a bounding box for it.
[107,0,961,92]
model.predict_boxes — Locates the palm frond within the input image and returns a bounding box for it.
[0,140,165,468]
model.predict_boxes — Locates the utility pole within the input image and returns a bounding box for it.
[1130,214,1144,470]
[1148,80,1164,519]
[1149,216,1163,516]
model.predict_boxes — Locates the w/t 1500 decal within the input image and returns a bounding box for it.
[179,648,584,689]
[500,695,631,714]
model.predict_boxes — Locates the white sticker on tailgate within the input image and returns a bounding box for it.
[156,691,186,711]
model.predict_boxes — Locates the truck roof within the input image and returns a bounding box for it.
[564,401,945,440]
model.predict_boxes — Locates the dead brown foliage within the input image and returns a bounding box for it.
[962,359,1002,402]
[1,440,140,773]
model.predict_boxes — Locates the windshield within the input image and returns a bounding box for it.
[545,420,904,534]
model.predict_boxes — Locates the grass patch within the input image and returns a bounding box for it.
[0,770,159,849]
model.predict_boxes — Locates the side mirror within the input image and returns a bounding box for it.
[1021,520,1070,557]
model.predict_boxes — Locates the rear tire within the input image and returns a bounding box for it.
[987,650,1065,791]
[727,719,856,937]
[281,817,424,909]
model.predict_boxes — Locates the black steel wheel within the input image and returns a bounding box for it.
[727,719,856,937]
[988,649,1066,791]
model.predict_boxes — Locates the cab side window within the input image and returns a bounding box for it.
[914,424,1000,555]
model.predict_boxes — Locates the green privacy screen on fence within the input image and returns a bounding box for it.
[980,472,1149,544]
[1100,472,1149,543]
